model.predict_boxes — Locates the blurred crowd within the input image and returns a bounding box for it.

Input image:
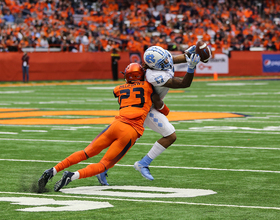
[0,0,279,54]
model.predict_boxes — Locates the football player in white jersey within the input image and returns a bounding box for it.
[96,45,200,185]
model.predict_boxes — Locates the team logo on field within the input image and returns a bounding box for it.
[0,186,216,212]
[0,108,244,125]
[61,186,216,198]
[0,197,112,211]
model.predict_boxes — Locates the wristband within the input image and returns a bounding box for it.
[158,104,170,116]
[159,103,165,110]
[187,66,195,73]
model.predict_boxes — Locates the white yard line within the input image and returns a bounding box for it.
[0,138,279,150]
[215,120,280,124]
[0,158,280,174]
[175,130,280,134]
[13,102,31,105]
[2,128,278,134]
[87,87,116,89]
[0,132,18,135]
[165,98,280,103]
[0,91,34,94]
[0,138,90,143]
[137,143,280,150]
[0,125,106,128]
[206,82,269,86]
[1,191,280,211]
[169,104,280,108]
[0,138,280,150]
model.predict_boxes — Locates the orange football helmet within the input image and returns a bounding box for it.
[123,63,145,83]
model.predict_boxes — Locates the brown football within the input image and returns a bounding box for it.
[195,41,212,63]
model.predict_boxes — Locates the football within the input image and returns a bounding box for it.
[195,41,212,63]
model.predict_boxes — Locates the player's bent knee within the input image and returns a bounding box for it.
[100,158,115,170]
[167,132,177,144]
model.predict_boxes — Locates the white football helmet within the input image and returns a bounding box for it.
[143,46,173,70]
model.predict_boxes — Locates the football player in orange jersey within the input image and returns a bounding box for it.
[38,63,168,192]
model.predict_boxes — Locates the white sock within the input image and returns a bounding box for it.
[71,171,80,181]
[53,167,57,176]
[147,141,166,159]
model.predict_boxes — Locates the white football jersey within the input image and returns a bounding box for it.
[143,49,176,137]
[145,68,174,100]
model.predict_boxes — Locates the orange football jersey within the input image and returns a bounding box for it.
[113,81,154,136]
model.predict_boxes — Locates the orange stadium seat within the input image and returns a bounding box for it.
[0,0,279,53]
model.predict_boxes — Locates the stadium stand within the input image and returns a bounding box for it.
[0,0,279,53]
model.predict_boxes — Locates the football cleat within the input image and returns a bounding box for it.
[96,170,109,186]
[38,168,54,193]
[54,171,74,192]
[134,161,154,181]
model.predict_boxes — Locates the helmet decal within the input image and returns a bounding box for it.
[145,54,156,64]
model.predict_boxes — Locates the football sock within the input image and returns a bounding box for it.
[54,150,87,172]
[140,142,166,166]
[78,162,105,179]
[53,167,57,176]
[140,155,153,166]
[71,171,80,181]
[147,141,166,159]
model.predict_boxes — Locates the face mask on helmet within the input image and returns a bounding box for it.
[143,46,173,70]
[123,63,145,83]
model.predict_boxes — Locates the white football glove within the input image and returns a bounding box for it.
[185,45,196,54]
[187,54,200,73]
[184,45,196,61]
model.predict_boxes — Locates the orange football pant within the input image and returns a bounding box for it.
[54,119,139,179]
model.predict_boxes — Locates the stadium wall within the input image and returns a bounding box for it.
[0,51,279,82]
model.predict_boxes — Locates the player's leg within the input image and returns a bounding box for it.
[22,67,26,82]
[54,121,138,191]
[96,130,142,185]
[96,109,176,183]
[134,108,176,180]
[38,125,113,192]
[78,121,138,178]
[26,66,29,82]
[96,137,141,186]
[54,125,114,173]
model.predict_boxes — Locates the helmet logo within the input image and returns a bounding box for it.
[145,54,155,64]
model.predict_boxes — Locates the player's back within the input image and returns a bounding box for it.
[113,81,154,136]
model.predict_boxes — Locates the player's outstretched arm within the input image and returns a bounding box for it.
[172,45,196,64]
[163,54,200,89]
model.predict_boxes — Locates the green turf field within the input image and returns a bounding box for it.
[0,79,279,219]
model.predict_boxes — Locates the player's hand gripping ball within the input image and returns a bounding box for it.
[195,41,212,63]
